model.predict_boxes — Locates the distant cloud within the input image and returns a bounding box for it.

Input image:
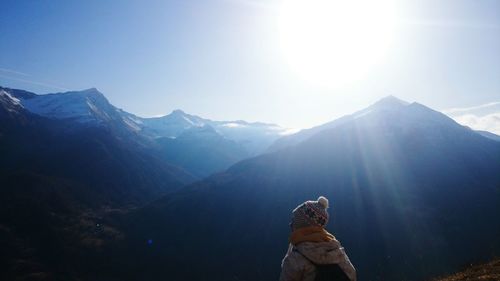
[443,102,500,135]
[222,122,246,128]
[0,67,69,91]
[453,113,500,135]
[280,128,301,136]
[444,102,500,115]
[0,68,30,77]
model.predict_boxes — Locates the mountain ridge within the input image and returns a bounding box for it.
[2,86,289,176]
[5,86,289,157]
[268,96,436,152]
[107,96,500,281]
[2,85,499,280]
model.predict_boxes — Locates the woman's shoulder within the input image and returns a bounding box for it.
[295,238,342,252]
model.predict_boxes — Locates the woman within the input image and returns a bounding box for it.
[279,196,356,281]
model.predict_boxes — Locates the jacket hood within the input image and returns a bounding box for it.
[295,240,347,265]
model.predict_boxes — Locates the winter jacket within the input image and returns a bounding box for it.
[279,240,356,281]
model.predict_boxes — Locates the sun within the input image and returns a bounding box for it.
[278,0,397,88]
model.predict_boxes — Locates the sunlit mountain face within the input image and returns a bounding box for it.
[1,86,499,281]
[0,86,288,177]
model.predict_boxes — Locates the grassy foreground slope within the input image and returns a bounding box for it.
[432,259,500,281]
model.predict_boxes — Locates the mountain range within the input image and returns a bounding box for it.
[107,96,500,281]
[0,86,196,280]
[1,86,288,177]
[1,86,499,281]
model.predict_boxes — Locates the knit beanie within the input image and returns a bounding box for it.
[291,196,329,230]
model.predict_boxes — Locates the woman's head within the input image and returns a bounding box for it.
[290,196,329,231]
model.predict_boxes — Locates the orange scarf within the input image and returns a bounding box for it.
[289,226,336,245]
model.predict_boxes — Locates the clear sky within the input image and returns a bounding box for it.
[1,0,499,129]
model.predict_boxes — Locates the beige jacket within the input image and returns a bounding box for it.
[279,240,356,281]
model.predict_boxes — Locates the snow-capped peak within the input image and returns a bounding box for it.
[0,89,22,106]
[350,96,410,119]
[18,88,115,123]
[370,95,410,110]
[171,109,187,115]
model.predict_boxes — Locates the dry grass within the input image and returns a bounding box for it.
[433,259,500,281]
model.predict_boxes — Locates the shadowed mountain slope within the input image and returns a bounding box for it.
[0,87,195,280]
[107,98,500,281]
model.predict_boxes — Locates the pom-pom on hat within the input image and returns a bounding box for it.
[291,196,330,230]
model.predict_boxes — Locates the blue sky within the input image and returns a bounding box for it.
[0,0,499,129]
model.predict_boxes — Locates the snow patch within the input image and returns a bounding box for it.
[1,90,22,106]
[86,100,99,115]
[131,117,143,124]
[123,117,142,131]
[182,115,196,125]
